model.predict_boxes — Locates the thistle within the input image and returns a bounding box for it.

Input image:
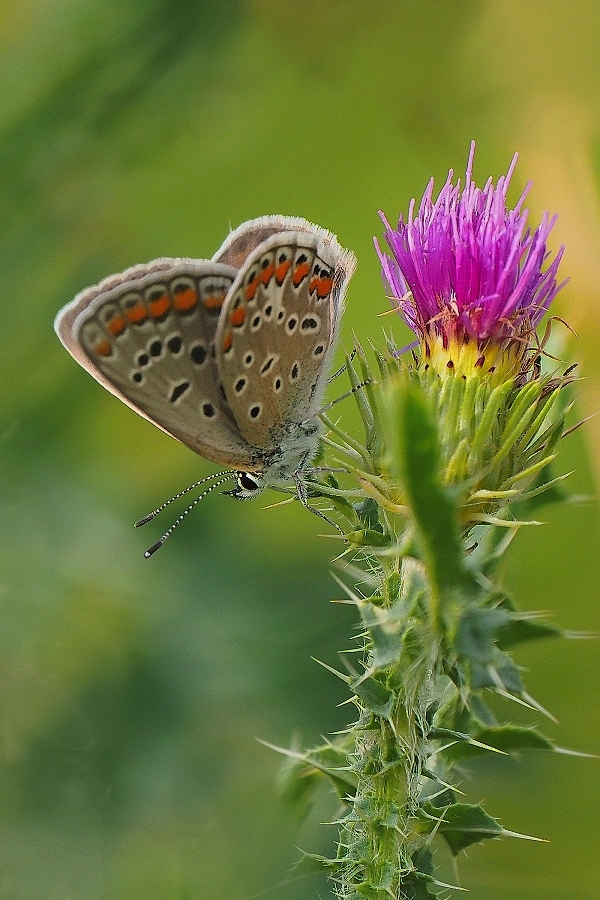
[374,141,571,532]
[275,144,585,899]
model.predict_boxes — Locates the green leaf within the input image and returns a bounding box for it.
[369,343,386,377]
[354,497,383,531]
[468,380,513,467]
[402,872,436,899]
[351,674,395,718]
[496,615,563,649]
[317,486,357,520]
[441,724,555,763]
[465,521,519,579]
[368,861,395,893]
[454,606,512,663]
[517,471,571,512]
[469,652,524,692]
[475,724,555,752]
[278,755,319,813]
[443,687,498,733]
[423,801,503,855]
[347,528,391,547]
[387,380,475,603]
[356,601,402,669]
[411,844,434,877]
[263,739,356,814]
[290,851,337,877]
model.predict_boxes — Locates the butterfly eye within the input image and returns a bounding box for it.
[222,471,265,502]
[237,472,261,492]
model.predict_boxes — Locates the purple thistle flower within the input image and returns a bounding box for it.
[376,143,567,357]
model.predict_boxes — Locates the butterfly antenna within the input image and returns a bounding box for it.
[306,379,370,422]
[134,470,234,527]
[143,473,235,558]
[327,348,357,383]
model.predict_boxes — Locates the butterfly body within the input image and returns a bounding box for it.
[55,216,356,506]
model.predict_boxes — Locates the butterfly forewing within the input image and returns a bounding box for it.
[55,259,259,469]
[214,230,355,449]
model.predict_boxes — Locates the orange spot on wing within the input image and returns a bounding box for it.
[222,330,233,353]
[245,277,260,301]
[275,259,292,284]
[292,261,310,286]
[149,294,171,318]
[176,287,199,310]
[94,338,112,357]
[317,275,333,298]
[230,306,246,327]
[202,292,223,310]
[260,262,275,286]
[107,314,126,335]
[126,304,147,324]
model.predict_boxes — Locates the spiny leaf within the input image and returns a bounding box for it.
[347,528,391,548]
[351,674,395,718]
[496,614,563,649]
[356,601,403,668]
[421,802,503,855]
[388,380,476,604]
[440,725,555,763]
[469,653,524,693]
[261,739,356,810]
[430,726,506,757]
[289,851,337,877]
[354,497,384,531]
[454,606,512,663]
[411,845,434,877]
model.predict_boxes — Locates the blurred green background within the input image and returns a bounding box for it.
[1,1,599,897]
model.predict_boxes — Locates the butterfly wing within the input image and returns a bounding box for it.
[55,258,260,469]
[213,223,357,449]
[214,215,321,268]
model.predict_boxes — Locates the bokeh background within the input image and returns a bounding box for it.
[1,1,599,897]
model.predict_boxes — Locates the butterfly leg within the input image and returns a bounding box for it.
[292,471,346,537]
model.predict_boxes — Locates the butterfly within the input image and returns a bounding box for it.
[55,216,357,554]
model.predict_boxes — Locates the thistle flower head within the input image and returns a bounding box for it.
[377,143,567,379]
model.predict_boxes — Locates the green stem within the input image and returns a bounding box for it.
[336,567,438,899]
